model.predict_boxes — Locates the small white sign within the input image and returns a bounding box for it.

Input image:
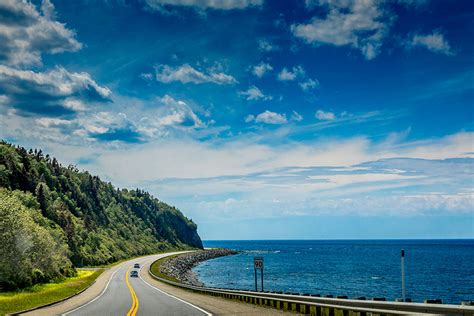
[254,256,264,269]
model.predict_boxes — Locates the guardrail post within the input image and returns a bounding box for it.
[321,306,329,316]
[316,305,322,316]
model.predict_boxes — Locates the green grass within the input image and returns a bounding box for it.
[0,270,103,316]
[149,254,181,282]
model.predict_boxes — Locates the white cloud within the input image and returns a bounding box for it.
[12,130,474,183]
[140,73,153,80]
[309,173,424,187]
[239,86,272,101]
[10,111,138,143]
[153,64,237,85]
[135,95,206,138]
[5,93,211,143]
[398,192,473,214]
[78,112,130,135]
[0,0,82,67]
[292,0,391,60]
[36,117,74,128]
[299,78,319,91]
[277,66,305,81]
[0,65,111,115]
[291,111,303,122]
[247,110,288,125]
[258,39,277,52]
[156,95,204,127]
[252,62,273,78]
[315,110,336,120]
[16,131,473,220]
[40,0,56,20]
[277,66,319,92]
[244,114,255,123]
[406,31,453,55]
[145,0,263,10]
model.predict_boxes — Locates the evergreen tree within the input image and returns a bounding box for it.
[0,141,203,289]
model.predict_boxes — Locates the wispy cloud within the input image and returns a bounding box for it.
[62,131,472,220]
[252,62,273,78]
[245,110,287,124]
[277,66,305,81]
[239,86,272,101]
[315,110,336,120]
[292,0,392,60]
[291,111,303,122]
[258,39,277,52]
[405,30,454,55]
[299,78,319,91]
[0,65,111,116]
[153,64,237,85]
[145,0,263,11]
[2,94,212,144]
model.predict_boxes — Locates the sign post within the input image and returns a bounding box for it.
[254,256,264,292]
[401,249,406,301]
[254,264,258,291]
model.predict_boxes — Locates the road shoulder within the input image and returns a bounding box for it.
[141,258,289,315]
[21,266,118,316]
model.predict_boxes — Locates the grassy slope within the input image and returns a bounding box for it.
[0,270,103,316]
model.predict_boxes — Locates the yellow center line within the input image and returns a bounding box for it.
[125,267,139,316]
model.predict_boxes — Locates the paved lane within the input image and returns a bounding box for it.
[63,254,210,316]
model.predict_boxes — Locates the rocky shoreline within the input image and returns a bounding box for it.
[159,249,237,286]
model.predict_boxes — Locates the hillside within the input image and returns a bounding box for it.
[0,141,202,290]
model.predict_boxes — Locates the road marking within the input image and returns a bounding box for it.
[138,262,213,316]
[125,267,139,316]
[62,267,120,315]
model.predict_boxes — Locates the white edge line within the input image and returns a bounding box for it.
[62,267,121,315]
[139,263,213,316]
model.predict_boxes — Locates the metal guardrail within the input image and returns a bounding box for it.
[149,264,474,316]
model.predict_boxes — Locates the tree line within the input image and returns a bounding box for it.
[0,141,202,290]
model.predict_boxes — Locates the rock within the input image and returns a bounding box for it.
[160,248,237,286]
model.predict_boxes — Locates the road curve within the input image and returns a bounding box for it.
[61,252,210,316]
[21,251,288,316]
[18,252,209,316]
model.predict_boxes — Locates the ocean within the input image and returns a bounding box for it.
[194,240,474,304]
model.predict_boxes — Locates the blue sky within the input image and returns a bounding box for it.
[1,0,473,239]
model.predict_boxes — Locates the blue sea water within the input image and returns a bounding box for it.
[194,240,474,304]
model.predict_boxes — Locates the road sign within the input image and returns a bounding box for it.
[254,257,264,292]
[254,257,264,269]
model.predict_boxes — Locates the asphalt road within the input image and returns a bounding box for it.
[62,254,211,316]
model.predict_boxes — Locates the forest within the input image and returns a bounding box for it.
[0,141,202,290]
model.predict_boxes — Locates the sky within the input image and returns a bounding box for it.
[0,0,473,240]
